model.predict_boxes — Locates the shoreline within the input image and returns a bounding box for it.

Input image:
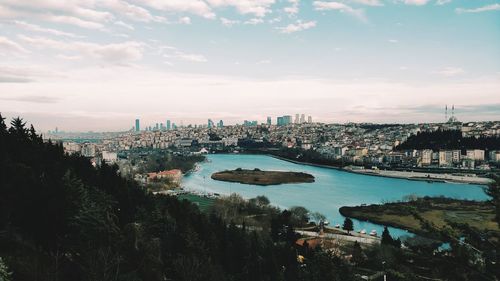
[265,154,491,186]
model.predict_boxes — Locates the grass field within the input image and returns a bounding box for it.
[177,194,215,212]
[339,197,499,239]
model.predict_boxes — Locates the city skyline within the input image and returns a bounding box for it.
[0,0,499,131]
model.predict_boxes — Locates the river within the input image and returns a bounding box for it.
[182,154,489,238]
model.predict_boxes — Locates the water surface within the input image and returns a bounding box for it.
[183,154,489,237]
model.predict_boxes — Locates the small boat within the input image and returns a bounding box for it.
[335,224,341,228]
[359,229,366,235]
[323,220,330,225]
[369,230,377,236]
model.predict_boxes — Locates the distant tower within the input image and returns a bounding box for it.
[267,116,272,126]
[166,120,171,130]
[452,105,455,119]
[300,114,305,124]
[445,105,448,123]
[135,119,140,132]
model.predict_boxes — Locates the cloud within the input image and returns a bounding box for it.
[276,20,316,33]
[11,20,84,38]
[0,36,30,54]
[435,0,451,5]
[18,35,144,64]
[114,20,135,30]
[349,0,383,6]
[220,17,240,27]
[244,18,264,25]
[206,0,276,17]
[400,0,431,5]
[160,45,208,63]
[138,0,216,19]
[433,67,465,77]
[0,65,61,83]
[313,1,367,22]
[0,95,61,103]
[178,16,192,24]
[456,4,500,14]
[388,39,398,43]
[284,0,300,16]
[102,0,166,22]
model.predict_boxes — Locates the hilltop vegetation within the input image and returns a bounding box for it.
[395,129,500,151]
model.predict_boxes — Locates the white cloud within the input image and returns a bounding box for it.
[206,0,276,17]
[277,20,316,34]
[244,18,264,25]
[18,35,144,64]
[284,0,300,16]
[349,0,383,6]
[220,17,240,27]
[388,39,399,43]
[435,0,451,5]
[178,16,192,24]
[456,4,500,14]
[137,0,216,19]
[114,20,135,30]
[102,0,166,22]
[11,20,83,38]
[433,67,465,77]
[159,44,208,63]
[313,1,367,22]
[0,36,30,54]
[400,0,431,5]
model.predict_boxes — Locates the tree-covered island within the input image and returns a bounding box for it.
[211,168,315,185]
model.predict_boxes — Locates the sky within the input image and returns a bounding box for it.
[0,0,499,131]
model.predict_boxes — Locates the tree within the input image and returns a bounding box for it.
[485,176,500,226]
[255,195,270,206]
[8,117,27,137]
[0,113,6,134]
[311,212,326,225]
[289,206,310,225]
[381,226,400,248]
[342,218,354,234]
[0,258,11,281]
[351,241,364,265]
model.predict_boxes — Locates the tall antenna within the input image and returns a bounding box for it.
[445,105,448,122]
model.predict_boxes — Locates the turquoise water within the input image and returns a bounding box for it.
[183,154,489,238]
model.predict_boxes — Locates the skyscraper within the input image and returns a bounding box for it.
[308,116,312,123]
[166,120,171,130]
[267,116,272,125]
[300,114,305,124]
[218,120,224,128]
[295,114,300,124]
[208,119,214,128]
[135,119,140,132]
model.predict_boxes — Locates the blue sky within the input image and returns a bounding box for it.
[0,0,499,131]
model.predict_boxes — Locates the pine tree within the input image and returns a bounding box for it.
[343,218,354,234]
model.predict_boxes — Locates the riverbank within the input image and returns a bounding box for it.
[344,167,492,185]
[267,154,491,185]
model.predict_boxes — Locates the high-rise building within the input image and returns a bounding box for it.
[267,116,272,125]
[166,120,171,130]
[218,120,224,128]
[283,115,292,125]
[135,119,140,132]
[208,119,214,128]
[295,114,300,124]
[300,114,305,124]
[308,116,312,123]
